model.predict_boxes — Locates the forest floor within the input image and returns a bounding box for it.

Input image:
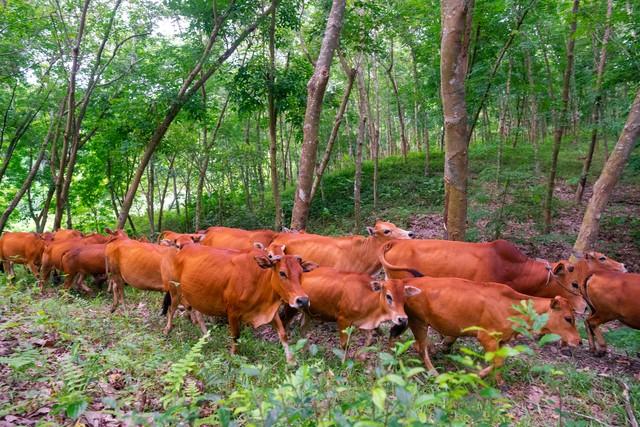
[1,142,640,425]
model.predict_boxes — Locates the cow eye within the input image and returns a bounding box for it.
[598,256,606,261]
[572,282,579,289]
[383,229,391,235]
[564,316,573,324]
[279,271,287,279]
[385,294,393,305]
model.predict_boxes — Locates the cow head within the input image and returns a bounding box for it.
[542,296,581,347]
[378,279,421,326]
[265,243,286,261]
[254,252,316,309]
[367,220,415,240]
[574,251,627,273]
[549,261,587,313]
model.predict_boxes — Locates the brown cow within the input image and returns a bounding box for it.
[39,233,109,289]
[201,226,277,250]
[572,251,627,273]
[162,244,316,363]
[271,220,414,275]
[285,267,421,352]
[0,231,53,279]
[380,239,592,312]
[567,271,639,356]
[52,229,83,240]
[388,277,581,378]
[158,230,204,248]
[59,230,128,292]
[105,236,177,312]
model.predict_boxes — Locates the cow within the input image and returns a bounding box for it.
[39,232,109,289]
[158,230,204,248]
[161,243,316,363]
[387,277,581,379]
[105,235,177,313]
[52,229,83,240]
[0,231,53,279]
[200,226,277,250]
[379,239,596,312]
[59,230,128,292]
[271,220,415,275]
[572,251,627,273]
[563,271,639,357]
[282,267,421,356]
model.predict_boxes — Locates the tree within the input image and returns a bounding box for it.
[267,0,282,229]
[573,89,640,252]
[290,0,346,231]
[542,0,580,233]
[440,0,472,241]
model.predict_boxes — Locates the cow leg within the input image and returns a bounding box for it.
[27,261,40,280]
[3,261,14,280]
[584,317,597,354]
[408,319,437,375]
[193,311,208,335]
[39,264,51,290]
[586,315,607,357]
[75,274,92,294]
[110,276,125,313]
[163,286,181,336]
[271,314,294,364]
[477,332,503,383]
[228,313,241,355]
[62,272,76,290]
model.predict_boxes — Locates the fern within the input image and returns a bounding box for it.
[53,356,89,420]
[161,331,209,408]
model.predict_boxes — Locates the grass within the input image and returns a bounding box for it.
[1,270,639,425]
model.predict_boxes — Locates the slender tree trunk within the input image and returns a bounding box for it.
[411,48,420,155]
[290,0,346,230]
[116,4,274,229]
[386,41,408,162]
[310,65,355,202]
[267,1,282,229]
[157,154,175,232]
[354,66,367,233]
[373,58,381,209]
[441,0,472,241]
[574,89,640,252]
[424,119,431,176]
[543,0,580,233]
[575,0,613,203]
[525,48,540,175]
[146,159,155,235]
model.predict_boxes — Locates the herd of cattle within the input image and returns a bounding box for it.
[0,221,638,377]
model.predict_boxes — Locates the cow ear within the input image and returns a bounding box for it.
[300,260,318,272]
[159,239,173,247]
[104,227,114,235]
[404,285,421,297]
[191,234,204,243]
[550,296,562,310]
[584,252,594,260]
[366,226,375,236]
[552,262,567,275]
[253,242,266,250]
[370,281,382,292]
[254,255,273,269]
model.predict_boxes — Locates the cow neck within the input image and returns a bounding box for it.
[241,268,283,328]
[357,236,386,275]
[356,292,390,330]
[515,258,553,292]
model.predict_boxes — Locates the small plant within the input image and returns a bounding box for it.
[53,352,90,420]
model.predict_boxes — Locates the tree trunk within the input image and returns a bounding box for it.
[290,0,346,230]
[543,0,580,233]
[441,0,472,241]
[354,66,367,233]
[146,159,155,235]
[525,48,540,175]
[423,119,431,176]
[386,41,408,162]
[373,58,381,209]
[267,1,282,229]
[310,64,356,202]
[157,154,176,233]
[116,4,274,229]
[575,0,613,203]
[574,89,640,252]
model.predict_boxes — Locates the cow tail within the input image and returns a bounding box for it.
[379,242,424,278]
[389,322,409,338]
[162,292,171,316]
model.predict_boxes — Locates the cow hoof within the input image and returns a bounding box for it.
[559,347,573,357]
[162,327,171,336]
[594,349,607,358]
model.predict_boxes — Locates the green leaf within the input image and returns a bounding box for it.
[538,333,561,346]
[372,387,387,411]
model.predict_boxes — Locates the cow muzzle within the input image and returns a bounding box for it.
[394,316,408,326]
[293,296,309,309]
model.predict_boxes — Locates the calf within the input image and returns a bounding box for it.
[271,220,414,275]
[162,244,316,363]
[0,231,52,279]
[389,277,581,378]
[201,226,277,250]
[574,271,640,356]
[60,243,110,292]
[287,267,420,353]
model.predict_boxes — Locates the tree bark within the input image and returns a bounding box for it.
[524,48,540,175]
[354,65,367,233]
[575,0,613,203]
[386,41,408,162]
[290,0,346,230]
[116,3,274,229]
[267,0,282,229]
[441,0,472,241]
[574,89,640,252]
[310,63,355,202]
[543,0,580,233]
[156,154,176,233]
